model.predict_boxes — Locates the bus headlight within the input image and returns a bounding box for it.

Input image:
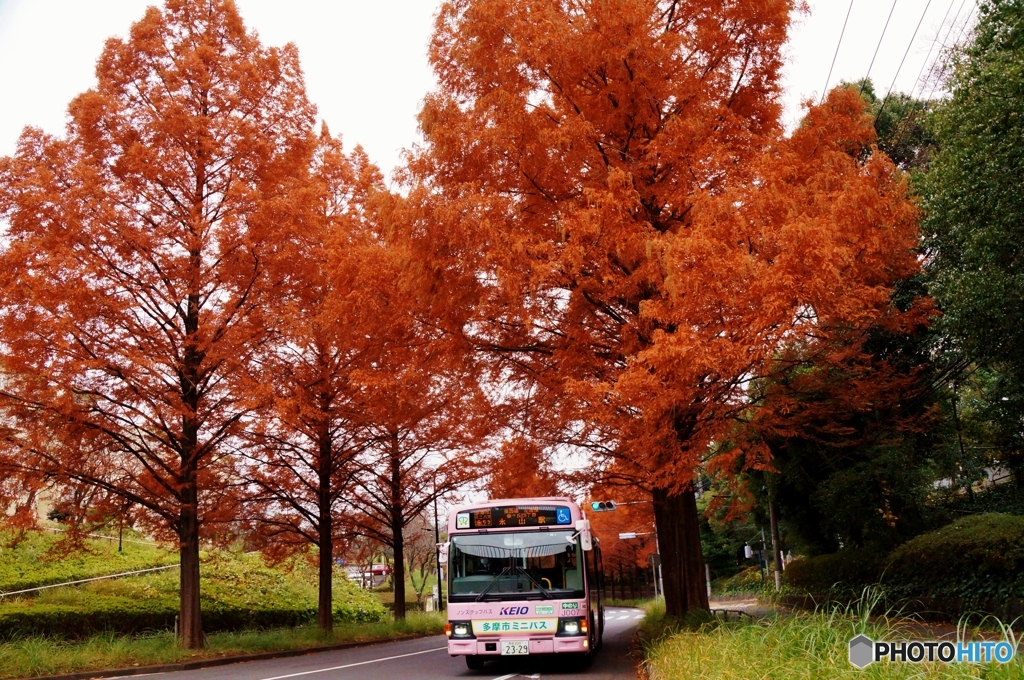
[447,620,475,639]
[557,617,585,636]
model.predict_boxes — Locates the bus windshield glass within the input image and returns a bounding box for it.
[449,531,583,600]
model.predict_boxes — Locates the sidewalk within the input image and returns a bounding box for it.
[709,596,777,619]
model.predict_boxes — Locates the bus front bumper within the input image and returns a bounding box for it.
[448,637,588,656]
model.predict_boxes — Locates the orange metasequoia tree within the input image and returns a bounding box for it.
[414,0,923,616]
[345,248,493,619]
[0,0,315,647]
[239,131,385,633]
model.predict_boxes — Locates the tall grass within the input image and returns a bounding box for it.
[642,592,1024,679]
[0,612,446,679]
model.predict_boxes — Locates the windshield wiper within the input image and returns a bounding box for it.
[474,565,553,601]
[515,566,552,599]
[475,566,513,602]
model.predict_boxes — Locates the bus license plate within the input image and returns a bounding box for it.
[501,640,530,656]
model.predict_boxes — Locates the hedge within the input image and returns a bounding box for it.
[781,513,1024,621]
[884,513,1024,604]
[782,550,884,600]
[0,598,328,638]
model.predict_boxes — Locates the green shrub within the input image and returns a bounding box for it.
[780,514,1024,621]
[884,513,1024,604]
[331,577,388,623]
[712,566,767,595]
[0,597,177,638]
[0,612,446,679]
[938,482,1024,519]
[782,550,883,599]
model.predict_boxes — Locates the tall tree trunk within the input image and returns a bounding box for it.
[177,224,206,649]
[178,478,203,649]
[951,385,975,501]
[653,485,709,617]
[389,442,407,620]
[317,421,333,632]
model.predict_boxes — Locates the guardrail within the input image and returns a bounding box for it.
[0,564,180,598]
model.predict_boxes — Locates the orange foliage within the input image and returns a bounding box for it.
[0,0,316,647]
[338,193,494,619]
[585,487,658,572]
[486,436,561,499]
[413,0,926,614]
[235,129,387,630]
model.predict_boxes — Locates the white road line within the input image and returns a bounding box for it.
[256,647,447,680]
[490,675,518,680]
[634,614,644,619]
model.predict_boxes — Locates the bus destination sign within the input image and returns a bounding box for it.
[458,505,573,529]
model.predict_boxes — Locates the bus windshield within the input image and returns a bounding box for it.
[449,531,584,601]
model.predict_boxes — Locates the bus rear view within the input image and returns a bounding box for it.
[441,497,604,670]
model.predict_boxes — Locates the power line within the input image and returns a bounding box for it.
[878,0,934,119]
[861,0,901,97]
[885,0,968,154]
[924,1,978,101]
[882,0,978,163]
[909,0,961,99]
[916,0,973,100]
[821,0,857,105]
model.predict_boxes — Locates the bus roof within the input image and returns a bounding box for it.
[447,497,586,533]
[448,497,578,514]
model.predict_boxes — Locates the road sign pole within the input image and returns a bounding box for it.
[654,528,663,598]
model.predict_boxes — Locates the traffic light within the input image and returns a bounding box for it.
[590,500,617,512]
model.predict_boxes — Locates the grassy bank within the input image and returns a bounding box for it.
[0,611,446,679]
[641,603,1024,679]
[0,530,177,594]
[0,551,387,638]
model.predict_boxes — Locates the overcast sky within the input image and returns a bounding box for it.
[0,0,977,180]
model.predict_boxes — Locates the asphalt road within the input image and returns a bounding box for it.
[146,608,645,680]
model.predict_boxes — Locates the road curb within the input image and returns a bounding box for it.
[27,632,442,680]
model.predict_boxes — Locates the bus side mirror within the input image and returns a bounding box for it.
[575,519,593,552]
[437,542,449,562]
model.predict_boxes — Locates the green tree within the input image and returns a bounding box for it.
[843,79,935,171]
[922,0,1024,482]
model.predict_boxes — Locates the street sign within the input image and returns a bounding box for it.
[618,532,638,539]
[648,553,661,566]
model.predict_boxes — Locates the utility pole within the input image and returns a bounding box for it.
[768,493,783,592]
[433,477,444,611]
